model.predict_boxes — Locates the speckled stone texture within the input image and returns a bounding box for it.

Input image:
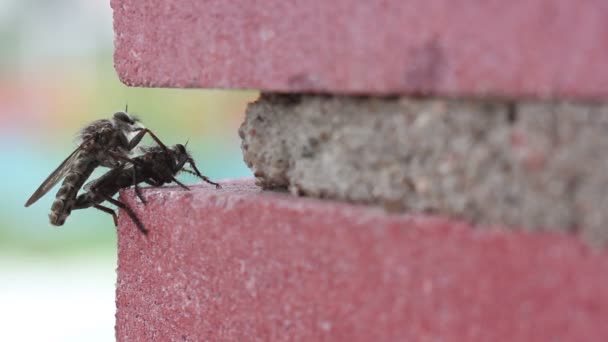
[115,179,608,341]
[240,94,608,244]
[112,0,608,100]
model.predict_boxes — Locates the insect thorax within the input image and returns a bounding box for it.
[79,120,130,167]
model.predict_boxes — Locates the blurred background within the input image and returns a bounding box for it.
[0,1,257,340]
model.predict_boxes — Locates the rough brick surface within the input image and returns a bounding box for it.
[112,0,608,100]
[116,179,608,341]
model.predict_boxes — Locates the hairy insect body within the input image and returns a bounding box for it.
[79,119,134,168]
[49,152,97,225]
[26,110,221,234]
[73,144,221,233]
[75,145,216,209]
[48,118,135,225]
[73,152,154,209]
[25,110,163,228]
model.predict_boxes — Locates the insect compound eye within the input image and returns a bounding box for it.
[175,144,187,155]
[113,111,134,125]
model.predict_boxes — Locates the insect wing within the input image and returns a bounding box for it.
[82,175,100,193]
[24,145,84,207]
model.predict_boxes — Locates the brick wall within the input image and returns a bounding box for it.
[112,1,608,340]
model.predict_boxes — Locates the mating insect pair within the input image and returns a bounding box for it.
[25,109,220,234]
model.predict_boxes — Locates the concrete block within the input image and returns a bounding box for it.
[241,94,608,244]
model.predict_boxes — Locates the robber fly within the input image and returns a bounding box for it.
[24,108,166,227]
[73,143,221,233]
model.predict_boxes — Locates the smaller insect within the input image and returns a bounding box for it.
[73,144,221,234]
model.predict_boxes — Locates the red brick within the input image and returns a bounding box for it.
[116,179,608,341]
[112,0,608,100]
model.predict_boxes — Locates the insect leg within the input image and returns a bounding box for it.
[171,177,191,191]
[182,168,222,189]
[145,178,163,187]
[91,190,148,234]
[130,166,147,205]
[128,128,168,150]
[93,204,119,226]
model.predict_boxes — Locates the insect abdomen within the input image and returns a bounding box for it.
[49,160,96,226]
